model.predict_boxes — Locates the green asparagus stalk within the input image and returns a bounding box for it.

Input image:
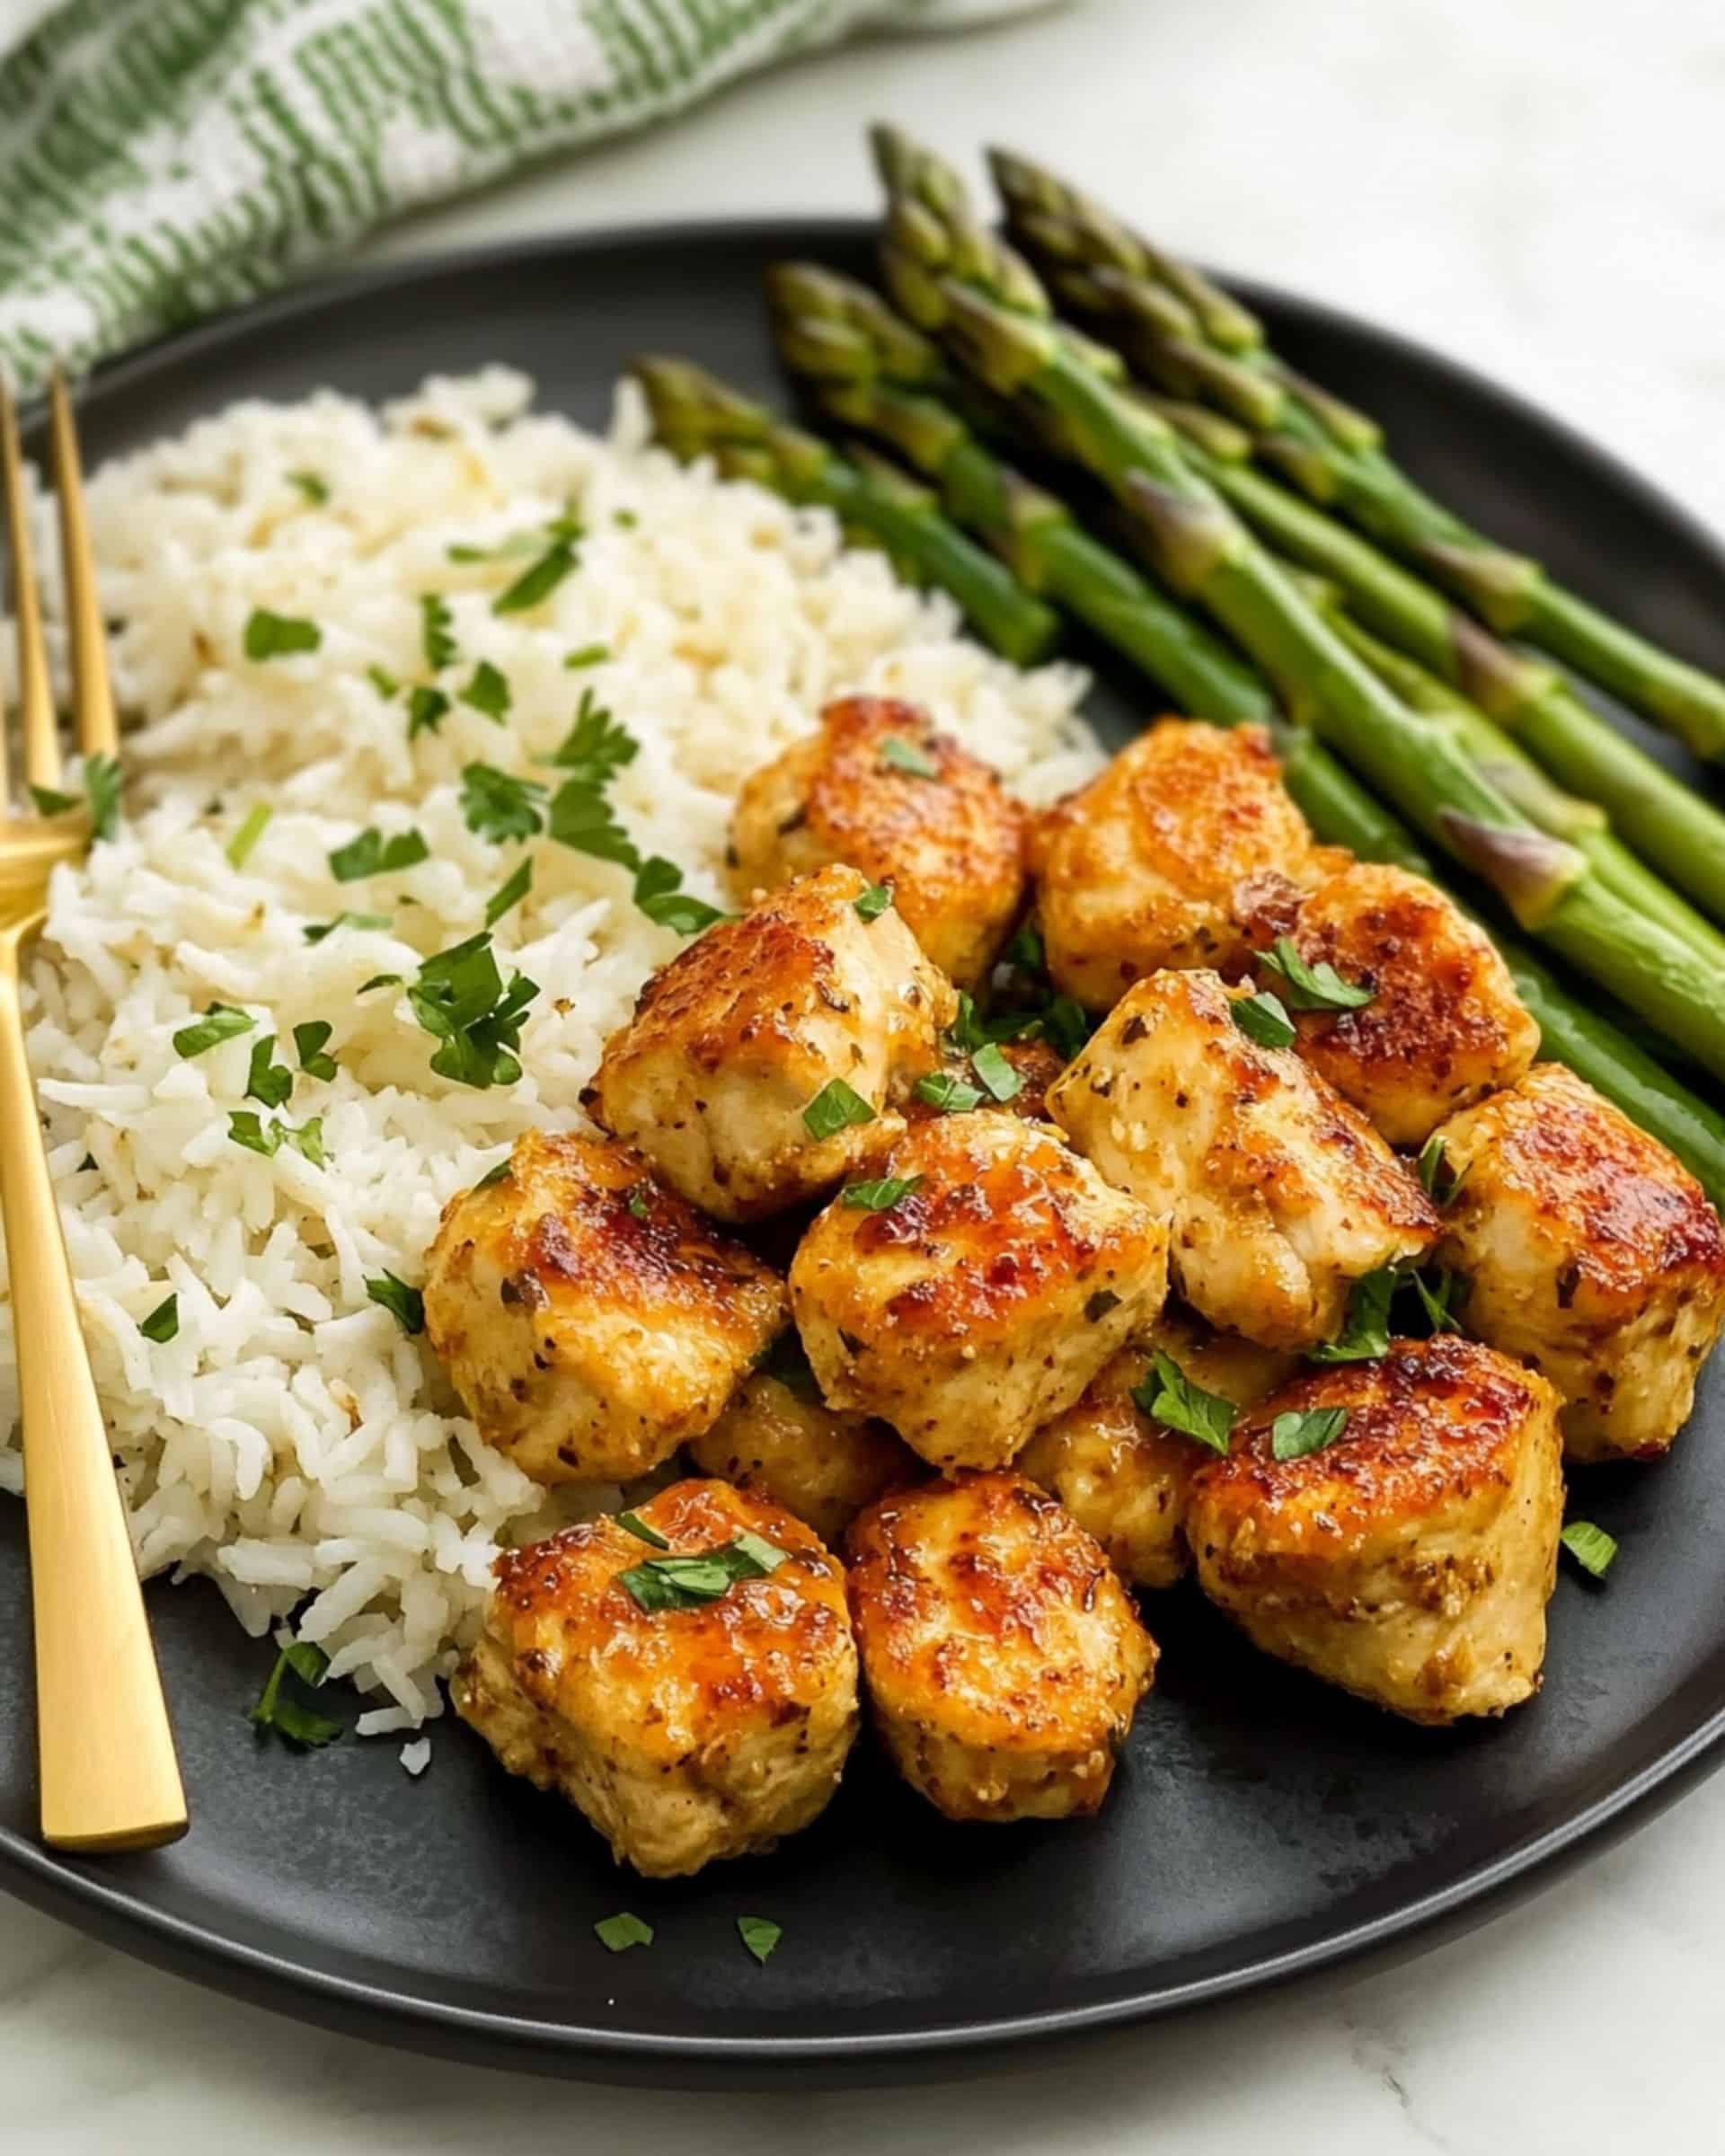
[869,127,1725,1077]
[770,260,1725,968]
[990,146,1725,763]
[632,357,1060,667]
[1138,394,1725,930]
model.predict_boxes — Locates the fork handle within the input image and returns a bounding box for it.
[0,938,187,1851]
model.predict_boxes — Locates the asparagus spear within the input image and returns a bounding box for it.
[769,261,1725,967]
[990,147,1725,764]
[631,357,1060,666]
[868,126,1725,1077]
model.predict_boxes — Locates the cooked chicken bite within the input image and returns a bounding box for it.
[453,1480,858,1877]
[1187,1336,1563,1724]
[1238,859,1539,1144]
[1029,720,1328,1009]
[686,1360,921,1544]
[586,863,955,1222]
[790,1112,1168,1469]
[846,1471,1155,1822]
[423,1131,784,1483]
[1048,969,1437,1350]
[1432,1064,1725,1462]
[1018,1311,1295,1590]
[729,695,1029,987]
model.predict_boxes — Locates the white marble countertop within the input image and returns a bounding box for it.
[6,0,1725,2148]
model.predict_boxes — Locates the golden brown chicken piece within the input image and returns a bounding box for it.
[586,862,955,1222]
[899,1035,1070,1128]
[1017,1311,1295,1590]
[423,1131,784,1483]
[1029,720,1329,1010]
[1237,858,1539,1145]
[453,1480,858,1877]
[729,695,1029,987]
[1048,968,1437,1350]
[1431,1064,1725,1462]
[686,1361,922,1545]
[845,1471,1156,1823]
[1187,1337,1563,1725]
[790,1111,1169,1470]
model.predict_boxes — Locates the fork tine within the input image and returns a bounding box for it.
[0,377,60,795]
[48,370,118,764]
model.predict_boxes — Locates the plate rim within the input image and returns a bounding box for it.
[4,215,1725,2075]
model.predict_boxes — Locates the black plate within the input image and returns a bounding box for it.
[3,220,1723,2086]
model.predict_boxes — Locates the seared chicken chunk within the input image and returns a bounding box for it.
[453,1480,858,1877]
[587,863,955,1221]
[686,1362,921,1544]
[729,694,1029,987]
[1432,1064,1725,1462]
[423,1131,784,1483]
[1239,859,1539,1145]
[1018,1312,1294,1590]
[1029,720,1328,1009]
[1048,969,1437,1350]
[846,1471,1156,1822]
[790,1112,1168,1469]
[900,1035,1069,1128]
[1188,1337,1563,1724]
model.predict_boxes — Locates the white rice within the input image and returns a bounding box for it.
[0,368,1100,1730]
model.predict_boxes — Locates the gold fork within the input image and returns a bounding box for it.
[0,375,187,1851]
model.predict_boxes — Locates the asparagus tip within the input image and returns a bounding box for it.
[1436,810,1587,927]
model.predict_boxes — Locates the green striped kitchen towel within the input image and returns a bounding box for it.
[0,0,1057,393]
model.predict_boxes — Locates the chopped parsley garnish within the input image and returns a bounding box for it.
[30,782,79,816]
[879,735,938,779]
[249,1639,341,1749]
[548,779,640,868]
[447,532,544,564]
[633,855,730,935]
[1309,1268,1396,1364]
[367,664,401,700]
[358,973,402,994]
[1271,1406,1350,1462]
[614,508,638,528]
[1259,936,1376,1012]
[407,931,539,1089]
[406,685,451,738]
[564,642,610,670]
[841,1174,924,1213]
[854,882,895,922]
[1231,988,1296,1049]
[738,1916,783,1966]
[484,856,534,927]
[617,1510,671,1549]
[228,1110,324,1165]
[971,1041,1022,1103]
[473,1158,513,1189]
[243,608,322,660]
[420,592,456,670]
[1130,1350,1235,1455]
[1410,1266,1463,1333]
[1417,1134,1466,1206]
[328,826,430,882]
[459,659,511,722]
[366,1270,425,1335]
[244,1033,294,1109]
[286,470,329,505]
[493,537,578,615]
[81,753,123,842]
[139,1294,179,1344]
[802,1077,876,1141]
[625,1184,651,1221]
[293,1021,338,1080]
[548,688,637,786]
[1560,1520,1618,1580]
[226,801,273,868]
[915,1070,985,1115]
[1004,924,1045,973]
[754,1329,819,1399]
[618,1533,790,1613]
[172,1002,254,1058]
[460,762,547,844]
[1040,993,1093,1060]
[594,1912,653,1953]
[303,910,392,944]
